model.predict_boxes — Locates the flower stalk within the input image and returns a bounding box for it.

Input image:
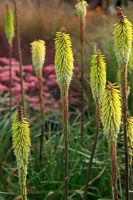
[114,7,132,199]
[61,85,69,200]
[127,117,133,199]
[83,49,106,200]
[12,0,25,116]
[5,4,15,117]
[75,0,88,138]
[12,104,31,200]
[31,39,45,161]
[54,27,74,200]
[37,71,45,161]
[110,140,119,200]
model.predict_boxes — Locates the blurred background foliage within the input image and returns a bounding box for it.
[0,0,133,199]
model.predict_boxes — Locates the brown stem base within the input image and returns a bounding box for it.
[36,71,45,161]
[13,0,26,116]
[110,140,118,200]
[120,66,129,200]
[61,86,69,200]
[80,18,85,138]
[9,45,12,118]
[129,162,133,200]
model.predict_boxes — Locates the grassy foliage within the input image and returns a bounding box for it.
[0,108,115,199]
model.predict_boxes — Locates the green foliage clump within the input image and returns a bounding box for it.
[54,27,74,89]
[5,5,15,46]
[114,10,132,67]
[12,106,31,200]
[31,39,46,73]
[101,82,121,141]
[90,49,106,101]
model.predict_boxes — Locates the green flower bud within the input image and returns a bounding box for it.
[31,39,46,73]
[127,116,133,157]
[90,49,106,101]
[54,27,74,88]
[75,0,88,19]
[5,5,15,46]
[12,105,31,199]
[101,82,121,141]
[114,8,132,67]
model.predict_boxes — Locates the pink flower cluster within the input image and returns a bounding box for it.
[0,57,60,112]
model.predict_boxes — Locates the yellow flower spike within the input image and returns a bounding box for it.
[114,9,132,197]
[54,27,74,89]
[127,116,133,157]
[12,105,31,200]
[90,49,106,101]
[75,0,88,19]
[114,8,132,67]
[101,81,122,141]
[31,39,46,73]
[31,39,45,161]
[101,81,122,199]
[5,5,15,46]
[83,48,106,200]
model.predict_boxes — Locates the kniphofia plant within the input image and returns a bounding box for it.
[54,27,74,200]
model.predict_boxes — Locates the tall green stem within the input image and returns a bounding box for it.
[9,45,12,117]
[83,99,100,200]
[120,65,129,200]
[36,71,45,161]
[75,2,88,138]
[110,140,118,200]
[80,17,85,138]
[20,168,27,200]
[61,86,69,200]
[129,163,133,200]
[13,0,25,115]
